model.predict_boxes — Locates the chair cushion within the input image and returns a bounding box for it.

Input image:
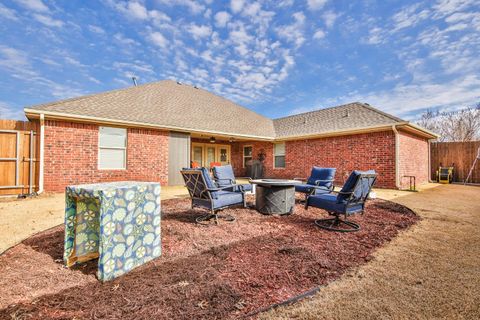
[199,167,219,199]
[337,170,376,203]
[307,193,363,214]
[212,165,236,187]
[213,191,244,209]
[306,167,336,189]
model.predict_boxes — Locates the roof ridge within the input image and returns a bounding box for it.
[26,79,175,109]
[273,102,366,121]
[357,102,405,123]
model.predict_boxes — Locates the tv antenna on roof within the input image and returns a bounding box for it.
[464,146,480,184]
[132,76,138,86]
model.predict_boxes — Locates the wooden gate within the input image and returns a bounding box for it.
[430,141,480,183]
[0,120,39,196]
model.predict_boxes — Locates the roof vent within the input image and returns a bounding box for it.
[303,117,307,124]
[176,81,182,85]
[344,110,349,118]
[194,85,199,89]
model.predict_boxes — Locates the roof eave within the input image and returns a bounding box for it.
[274,124,400,141]
[24,108,275,141]
[396,122,439,139]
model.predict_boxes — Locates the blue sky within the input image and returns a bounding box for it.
[0,0,479,121]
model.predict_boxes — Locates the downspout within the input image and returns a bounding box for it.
[38,114,45,194]
[392,125,401,189]
[428,138,435,182]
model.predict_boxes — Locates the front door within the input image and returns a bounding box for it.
[191,143,231,169]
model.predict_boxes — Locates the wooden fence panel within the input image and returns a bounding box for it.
[0,119,39,196]
[431,141,480,183]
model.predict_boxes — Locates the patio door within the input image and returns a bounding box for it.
[168,132,190,185]
[191,143,231,168]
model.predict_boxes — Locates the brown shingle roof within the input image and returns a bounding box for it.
[26,80,434,139]
[26,80,276,138]
[273,102,404,138]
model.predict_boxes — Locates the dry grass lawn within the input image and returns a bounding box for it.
[260,184,480,319]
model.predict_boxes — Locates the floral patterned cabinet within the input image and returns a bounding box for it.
[64,181,161,281]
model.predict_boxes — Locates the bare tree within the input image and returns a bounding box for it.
[416,103,480,142]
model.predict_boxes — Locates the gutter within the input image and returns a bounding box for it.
[392,125,401,189]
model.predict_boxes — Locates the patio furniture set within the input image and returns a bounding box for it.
[180,165,377,232]
[62,165,376,281]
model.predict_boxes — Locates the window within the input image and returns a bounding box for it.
[274,142,285,168]
[98,127,127,169]
[243,146,252,167]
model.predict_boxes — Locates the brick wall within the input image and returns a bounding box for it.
[231,131,397,188]
[398,130,430,188]
[43,120,169,192]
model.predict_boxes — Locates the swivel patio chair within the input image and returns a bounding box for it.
[181,168,247,225]
[305,170,377,232]
[212,164,253,193]
[295,167,336,201]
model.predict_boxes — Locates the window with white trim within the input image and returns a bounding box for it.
[243,146,252,168]
[274,142,285,168]
[98,126,127,169]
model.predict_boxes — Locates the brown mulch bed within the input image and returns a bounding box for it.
[0,196,418,320]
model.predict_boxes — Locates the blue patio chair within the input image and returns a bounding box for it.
[212,164,253,193]
[180,168,246,225]
[305,170,377,232]
[294,167,336,201]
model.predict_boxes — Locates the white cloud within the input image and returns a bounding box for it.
[0,101,25,120]
[149,31,168,48]
[392,3,430,32]
[313,29,326,39]
[276,12,306,48]
[188,24,212,39]
[307,0,328,11]
[114,33,138,46]
[88,25,105,34]
[33,14,64,27]
[231,0,245,14]
[214,11,231,27]
[15,0,49,12]
[127,1,148,20]
[278,0,294,7]
[322,10,338,28]
[0,4,19,21]
[156,0,205,15]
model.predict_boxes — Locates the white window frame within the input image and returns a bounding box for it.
[98,126,127,170]
[273,142,286,169]
[243,145,253,168]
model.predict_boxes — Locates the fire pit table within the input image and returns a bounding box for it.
[64,181,161,281]
[250,179,301,215]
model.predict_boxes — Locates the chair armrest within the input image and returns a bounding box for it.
[336,190,353,195]
[214,178,235,185]
[236,176,252,182]
[293,177,307,182]
[308,185,335,195]
[207,185,244,192]
[314,179,334,185]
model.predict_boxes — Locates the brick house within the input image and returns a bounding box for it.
[24,80,437,192]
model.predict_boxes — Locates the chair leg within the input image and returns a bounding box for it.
[314,214,360,232]
[195,209,236,226]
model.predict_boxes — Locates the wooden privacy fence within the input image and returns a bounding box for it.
[0,120,39,196]
[431,141,480,183]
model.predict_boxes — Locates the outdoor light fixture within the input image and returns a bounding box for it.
[209,137,216,143]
